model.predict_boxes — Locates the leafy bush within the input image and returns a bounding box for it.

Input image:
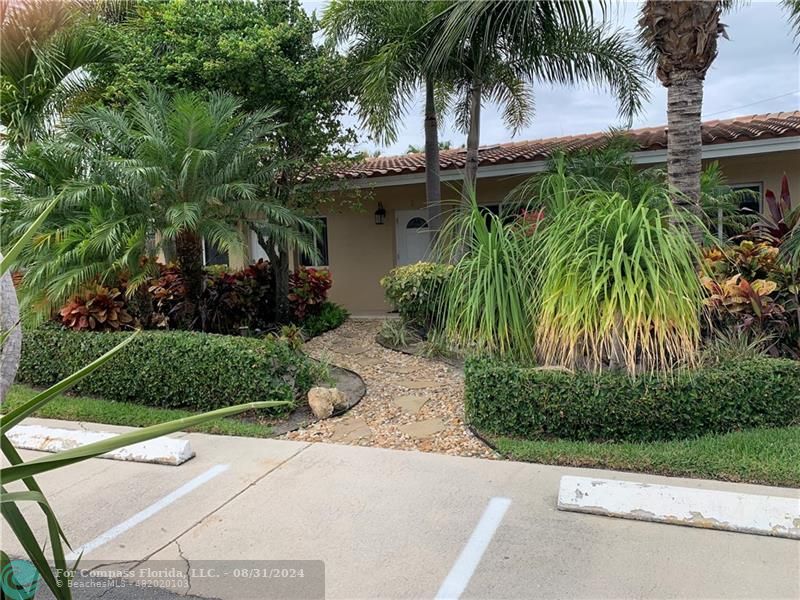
[701,241,799,357]
[301,302,348,339]
[380,262,452,330]
[18,327,321,413]
[465,357,800,443]
[59,286,133,331]
[288,267,332,321]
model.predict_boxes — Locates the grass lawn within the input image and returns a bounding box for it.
[490,426,800,488]
[3,385,275,438]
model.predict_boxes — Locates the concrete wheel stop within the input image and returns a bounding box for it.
[8,424,194,466]
[557,475,800,540]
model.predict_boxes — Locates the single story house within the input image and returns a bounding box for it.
[229,110,800,315]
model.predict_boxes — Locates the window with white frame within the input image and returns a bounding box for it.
[202,238,229,266]
[716,182,762,240]
[730,182,762,214]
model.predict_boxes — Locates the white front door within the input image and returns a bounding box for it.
[396,209,432,266]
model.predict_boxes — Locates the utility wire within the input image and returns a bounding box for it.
[702,90,799,118]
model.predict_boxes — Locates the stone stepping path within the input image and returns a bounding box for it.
[285,320,495,458]
[330,418,373,443]
[401,379,441,390]
[397,418,446,440]
[394,395,428,415]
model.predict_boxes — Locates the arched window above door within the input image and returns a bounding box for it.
[406,216,428,229]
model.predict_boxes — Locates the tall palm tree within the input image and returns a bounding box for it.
[323,0,451,233]
[638,1,728,241]
[428,0,648,192]
[1,87,319,323]
[0,0,113,149]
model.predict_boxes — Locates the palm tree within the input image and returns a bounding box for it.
[1,87,319,324]
[783,0,800,49]
[0,0,113,149]
[323,0,452,233]
[638,1,730,241]
[428,0,648,192]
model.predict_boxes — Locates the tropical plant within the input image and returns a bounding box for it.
[700,240,799,357]
[699,162,759,239]
[510,144,750,241]
[699,327,772,365]
[58,285,133,332]
[751,174,799,263]
[701,273,786,333]
[1,87,320,325]
[0,0,113,148]
[434,193,539,360]
[378,319,420,348]
[323,0,451,233]
[91,0,356,322]
[786,0,800,50]
[288,267,333,321]
[0,206,288,600]
[533,188,704,374]
[427,0,648,190]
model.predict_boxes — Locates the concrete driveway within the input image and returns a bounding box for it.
[4,418,799,600]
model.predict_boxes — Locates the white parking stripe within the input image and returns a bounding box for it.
[435,497,512,600]
[66,464,229,561]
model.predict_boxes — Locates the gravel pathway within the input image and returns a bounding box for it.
[284,320,496,459]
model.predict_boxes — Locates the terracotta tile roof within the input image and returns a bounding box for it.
[334,111,800,180]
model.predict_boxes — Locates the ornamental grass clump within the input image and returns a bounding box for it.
[435,194,538,361]
[534,189,704,374]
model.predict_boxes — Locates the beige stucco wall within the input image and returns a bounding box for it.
[236,149,798,314]
[710,150,800,204]
[317,175,533,314]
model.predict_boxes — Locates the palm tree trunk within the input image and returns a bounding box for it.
[424,78,443,239]
[174,229,204,327]
[0,257,21,403]
[667,72,705,243]
[253,229,290,325]
[464,78,482,194]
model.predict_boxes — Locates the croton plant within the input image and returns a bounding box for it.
[59,286,134,331]
[701,241,799,357]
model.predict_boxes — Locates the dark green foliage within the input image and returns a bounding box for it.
[18,327,321,413]
[465,357,800,443]
[300,302,348,339]
[91,0,354,186]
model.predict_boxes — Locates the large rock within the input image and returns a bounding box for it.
[307,387,346,419]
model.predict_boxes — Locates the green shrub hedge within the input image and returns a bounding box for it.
[300,302,348,339]
[18,326,322,414]
[465,357,800,443]
[380,262,452,329]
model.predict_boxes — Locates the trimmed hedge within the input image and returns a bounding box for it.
[465,357,800,443]
[18,326,321,414]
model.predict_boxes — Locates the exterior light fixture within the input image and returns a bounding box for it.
[374,202,386,225]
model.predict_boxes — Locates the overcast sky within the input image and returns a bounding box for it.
[301,0,800,156]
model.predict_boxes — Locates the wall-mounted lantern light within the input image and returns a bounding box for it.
[374,202,386,225]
